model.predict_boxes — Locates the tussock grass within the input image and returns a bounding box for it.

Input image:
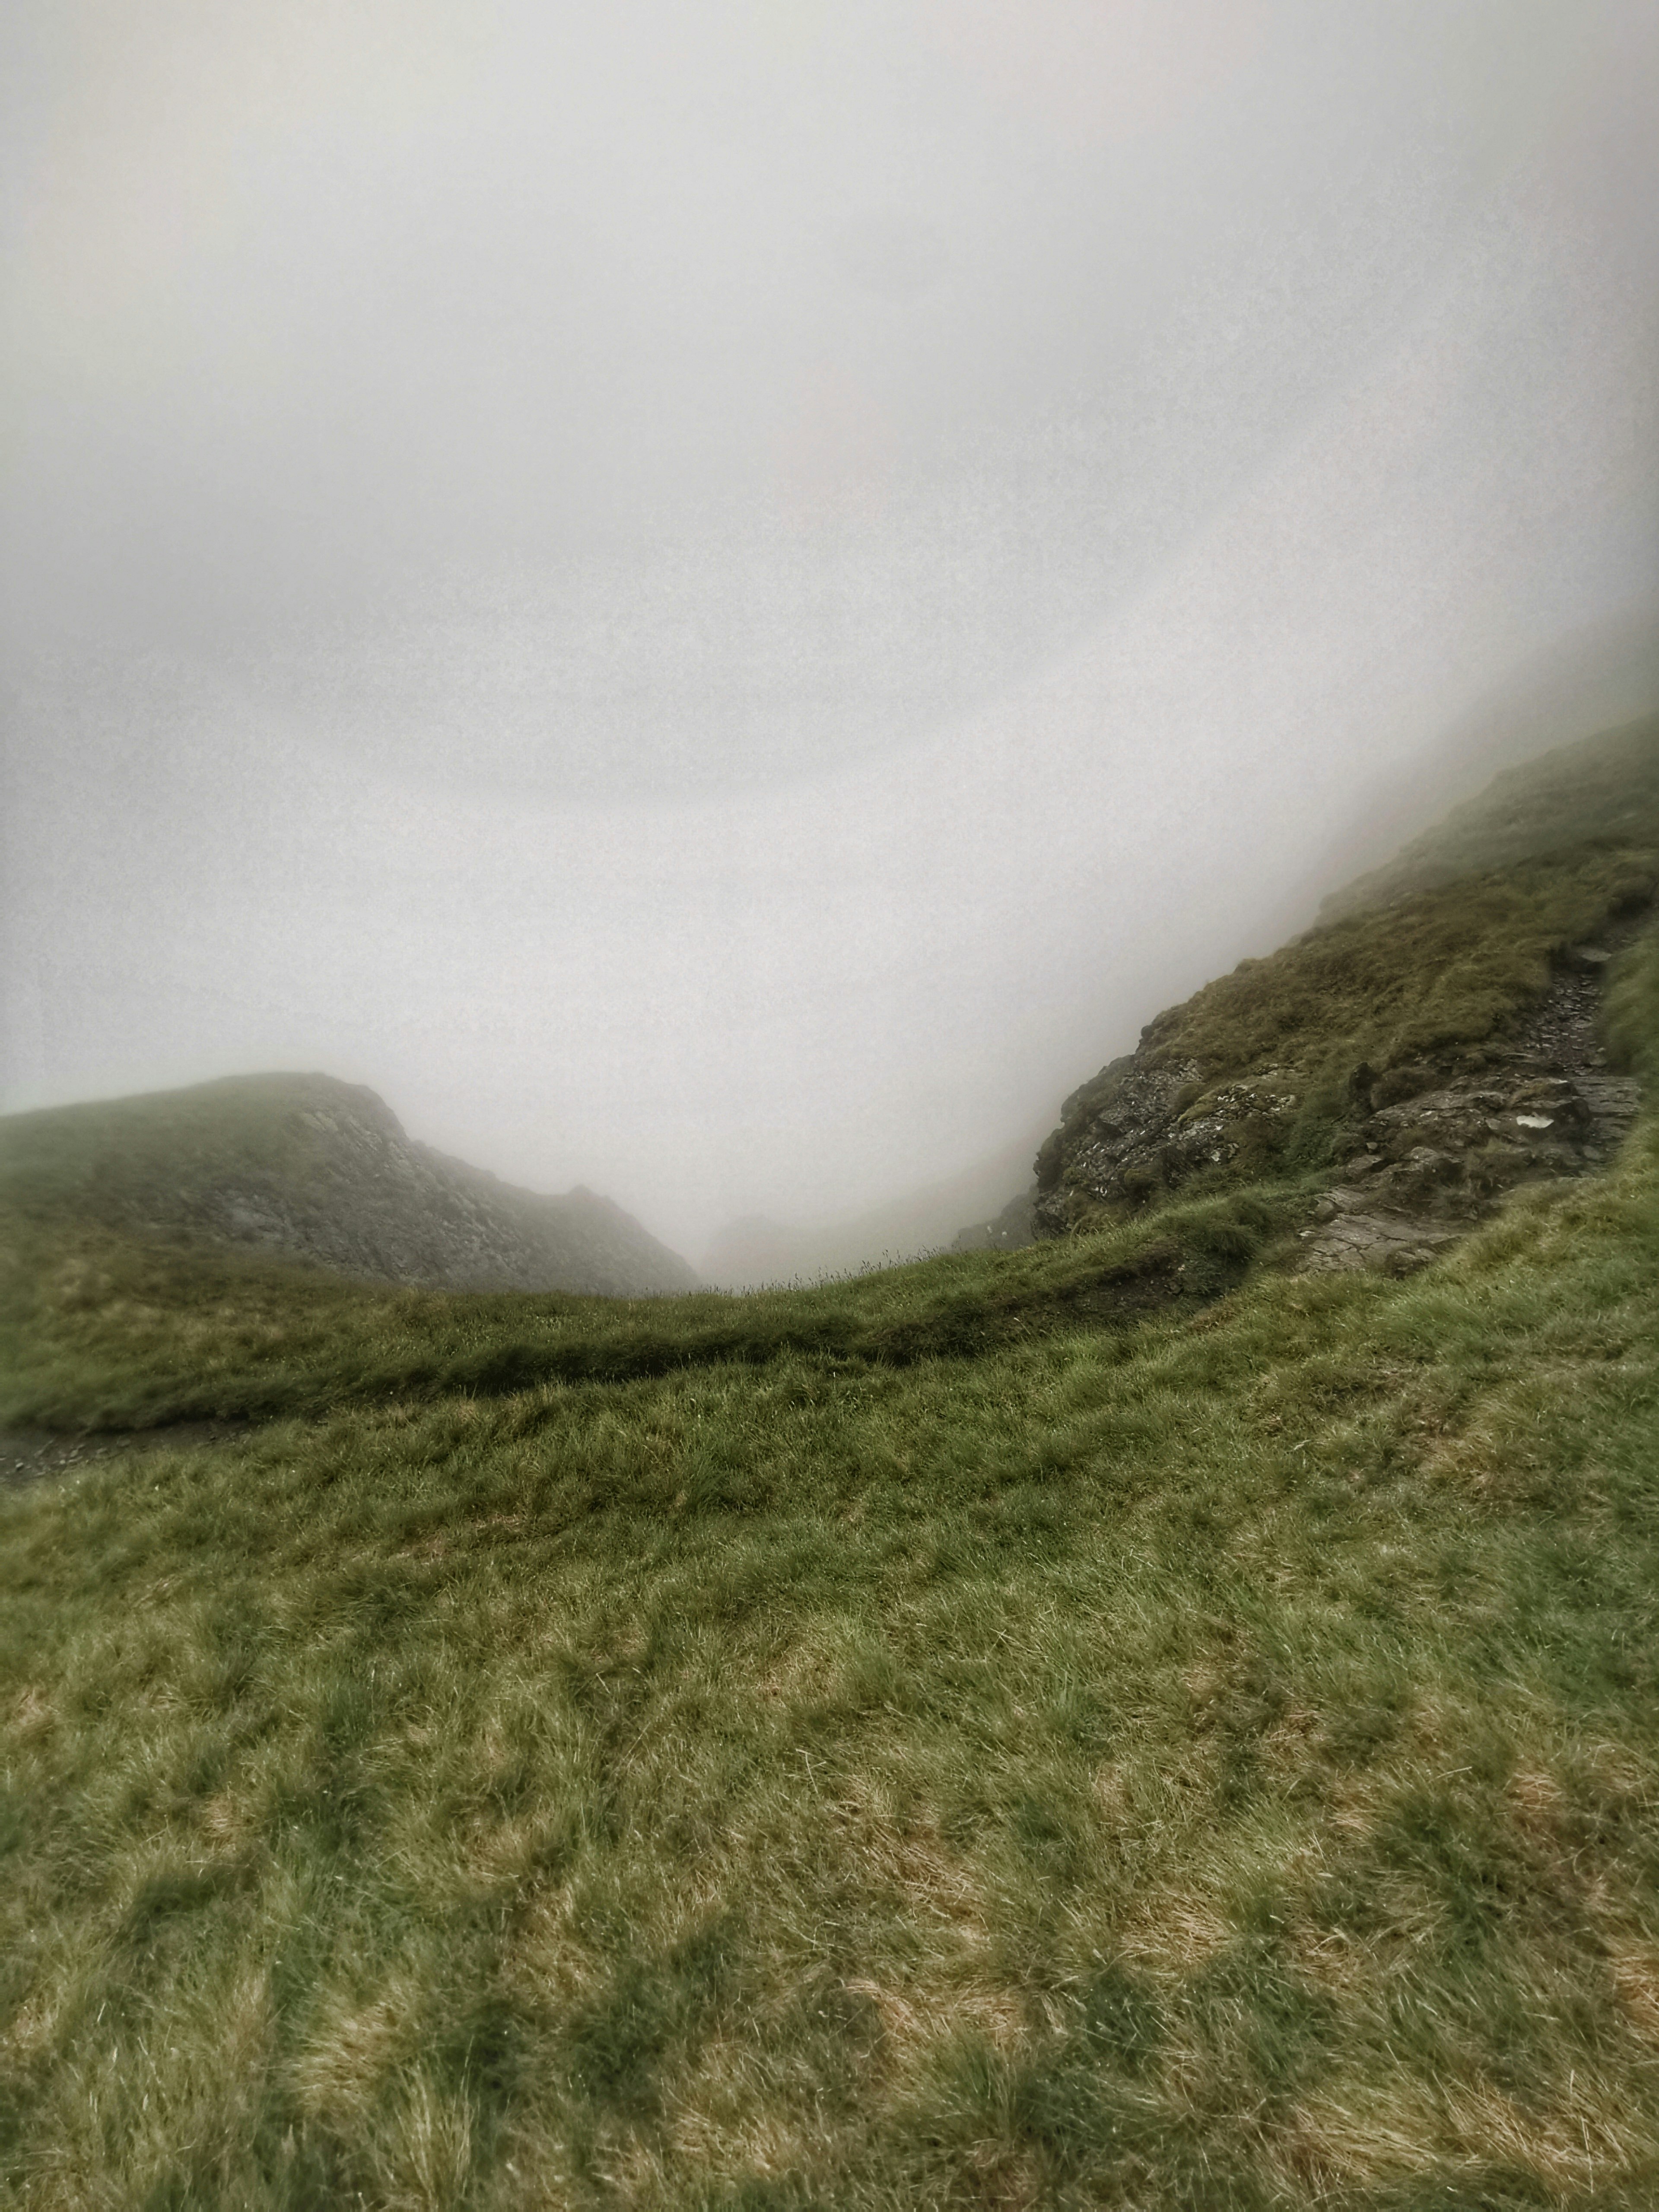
[4,748,1659,2207]
[3,939,1659,2206]
[1150,840,1656,1089]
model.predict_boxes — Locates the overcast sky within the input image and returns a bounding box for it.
[4,0,1657,1262]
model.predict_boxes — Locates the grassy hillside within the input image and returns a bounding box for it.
[3,736,1659,2208]
[0,1179,1288,1437]
[1036,716,1659,1231]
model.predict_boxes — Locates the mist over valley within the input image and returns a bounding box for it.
[6,6,1659,2202]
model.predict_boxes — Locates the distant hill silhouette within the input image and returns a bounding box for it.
[0,1072,699,1296]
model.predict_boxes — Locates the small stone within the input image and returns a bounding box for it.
[1383,1246,1430,1277]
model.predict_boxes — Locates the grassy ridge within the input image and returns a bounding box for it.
[1147,842,1656,1093]
[0,934,1657,2206]
[0,1074,363,1222]
[10,718,1655,1440]
[0,1187,1292,1433]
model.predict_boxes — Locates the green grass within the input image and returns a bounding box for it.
[0,1181,1294,1433]
[1,934,1658,2207]
[1145,840,1656,1092]
[0,1074,366,1222]
[3,731,1659,2207]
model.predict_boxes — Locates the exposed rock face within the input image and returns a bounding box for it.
[0,1074,699,1297]
[1034,1055,1259,1231]
[1033,930,1645,1274]
[203,1104,700,1294]
[1294,1071,1639,1274]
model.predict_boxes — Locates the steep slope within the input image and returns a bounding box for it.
[1033,715,1659,1257]
[1288,602,1659,918]
[1320,712,1659,919]
[0,1073,699,1296]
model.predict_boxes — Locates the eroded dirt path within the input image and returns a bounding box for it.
[1297,920,1647,1274]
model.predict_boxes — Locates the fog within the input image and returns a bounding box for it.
[5,0,1658,1267]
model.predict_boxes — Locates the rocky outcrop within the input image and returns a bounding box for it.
[1030,715,1659,1261]
[1035,1054,1240,1233]
[1294,1071,1639,1274]
[1033,928,1646,1274]
[0,1074,699,1297]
